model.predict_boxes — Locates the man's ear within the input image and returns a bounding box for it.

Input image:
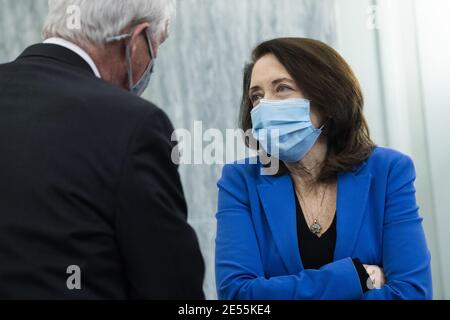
[129,22,151,56]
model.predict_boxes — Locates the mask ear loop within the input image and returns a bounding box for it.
[319,118,332,132]
[106,33,134,90]
[125,43,134,91]
[146,30,156,61]
[144,30,156,75]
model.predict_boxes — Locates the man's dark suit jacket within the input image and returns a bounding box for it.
[0,44,205,299]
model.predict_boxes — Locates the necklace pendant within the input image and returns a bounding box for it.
[310,220,322,236]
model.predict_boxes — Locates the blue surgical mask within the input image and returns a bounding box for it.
[125,31,155,96]
[251,98,324,163]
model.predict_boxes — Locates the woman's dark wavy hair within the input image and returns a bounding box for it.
[240,38,376,182]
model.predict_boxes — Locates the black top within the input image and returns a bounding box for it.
[295,195,337,270]
[294,189,370,292]
[0,44,205,299]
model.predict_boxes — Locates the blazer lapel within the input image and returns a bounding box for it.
[257,174,303,274]
[256,164,372,273]
[334,170,373,261]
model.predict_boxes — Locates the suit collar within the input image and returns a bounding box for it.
[17,43,97,77]
[256,164,372,273]
[43,38,101,78]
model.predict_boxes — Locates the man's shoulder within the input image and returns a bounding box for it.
[4,49,166,125]
[64,75,173,135]
[82,78,163,119]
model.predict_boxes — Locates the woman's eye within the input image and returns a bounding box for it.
[277,85,293,93]
[250,94,262,104]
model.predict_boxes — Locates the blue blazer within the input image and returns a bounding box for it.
[215,147,432,300]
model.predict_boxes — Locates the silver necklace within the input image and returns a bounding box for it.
[296,185,328,236]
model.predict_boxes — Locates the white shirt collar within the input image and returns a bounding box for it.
[43,37,101,78]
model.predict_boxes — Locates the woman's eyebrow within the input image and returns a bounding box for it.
[249,85,261,93]
[249,78,295,93]
[272,78,295,85]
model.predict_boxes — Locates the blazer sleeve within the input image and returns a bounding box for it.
[216,164,364,300]
[364,155,433,300]
[115,108,205,300]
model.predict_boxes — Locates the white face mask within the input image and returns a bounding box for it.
[106,29,156,96]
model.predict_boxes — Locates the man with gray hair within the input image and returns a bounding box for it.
[0,0,205,299]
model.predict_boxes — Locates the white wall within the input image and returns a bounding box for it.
[415,0,450,299]
[334,0,387,146]
[335,0,449,299]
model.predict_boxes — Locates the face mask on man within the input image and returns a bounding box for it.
[251,98,325,163]
[107,28,156,96]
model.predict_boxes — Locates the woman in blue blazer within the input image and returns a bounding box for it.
[215,38,432,300]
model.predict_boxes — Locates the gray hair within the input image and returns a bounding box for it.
[42,0,176,45]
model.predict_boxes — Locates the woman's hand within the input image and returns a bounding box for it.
[364,265,386,289]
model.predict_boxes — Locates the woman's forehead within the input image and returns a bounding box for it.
[251,55,293,88]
